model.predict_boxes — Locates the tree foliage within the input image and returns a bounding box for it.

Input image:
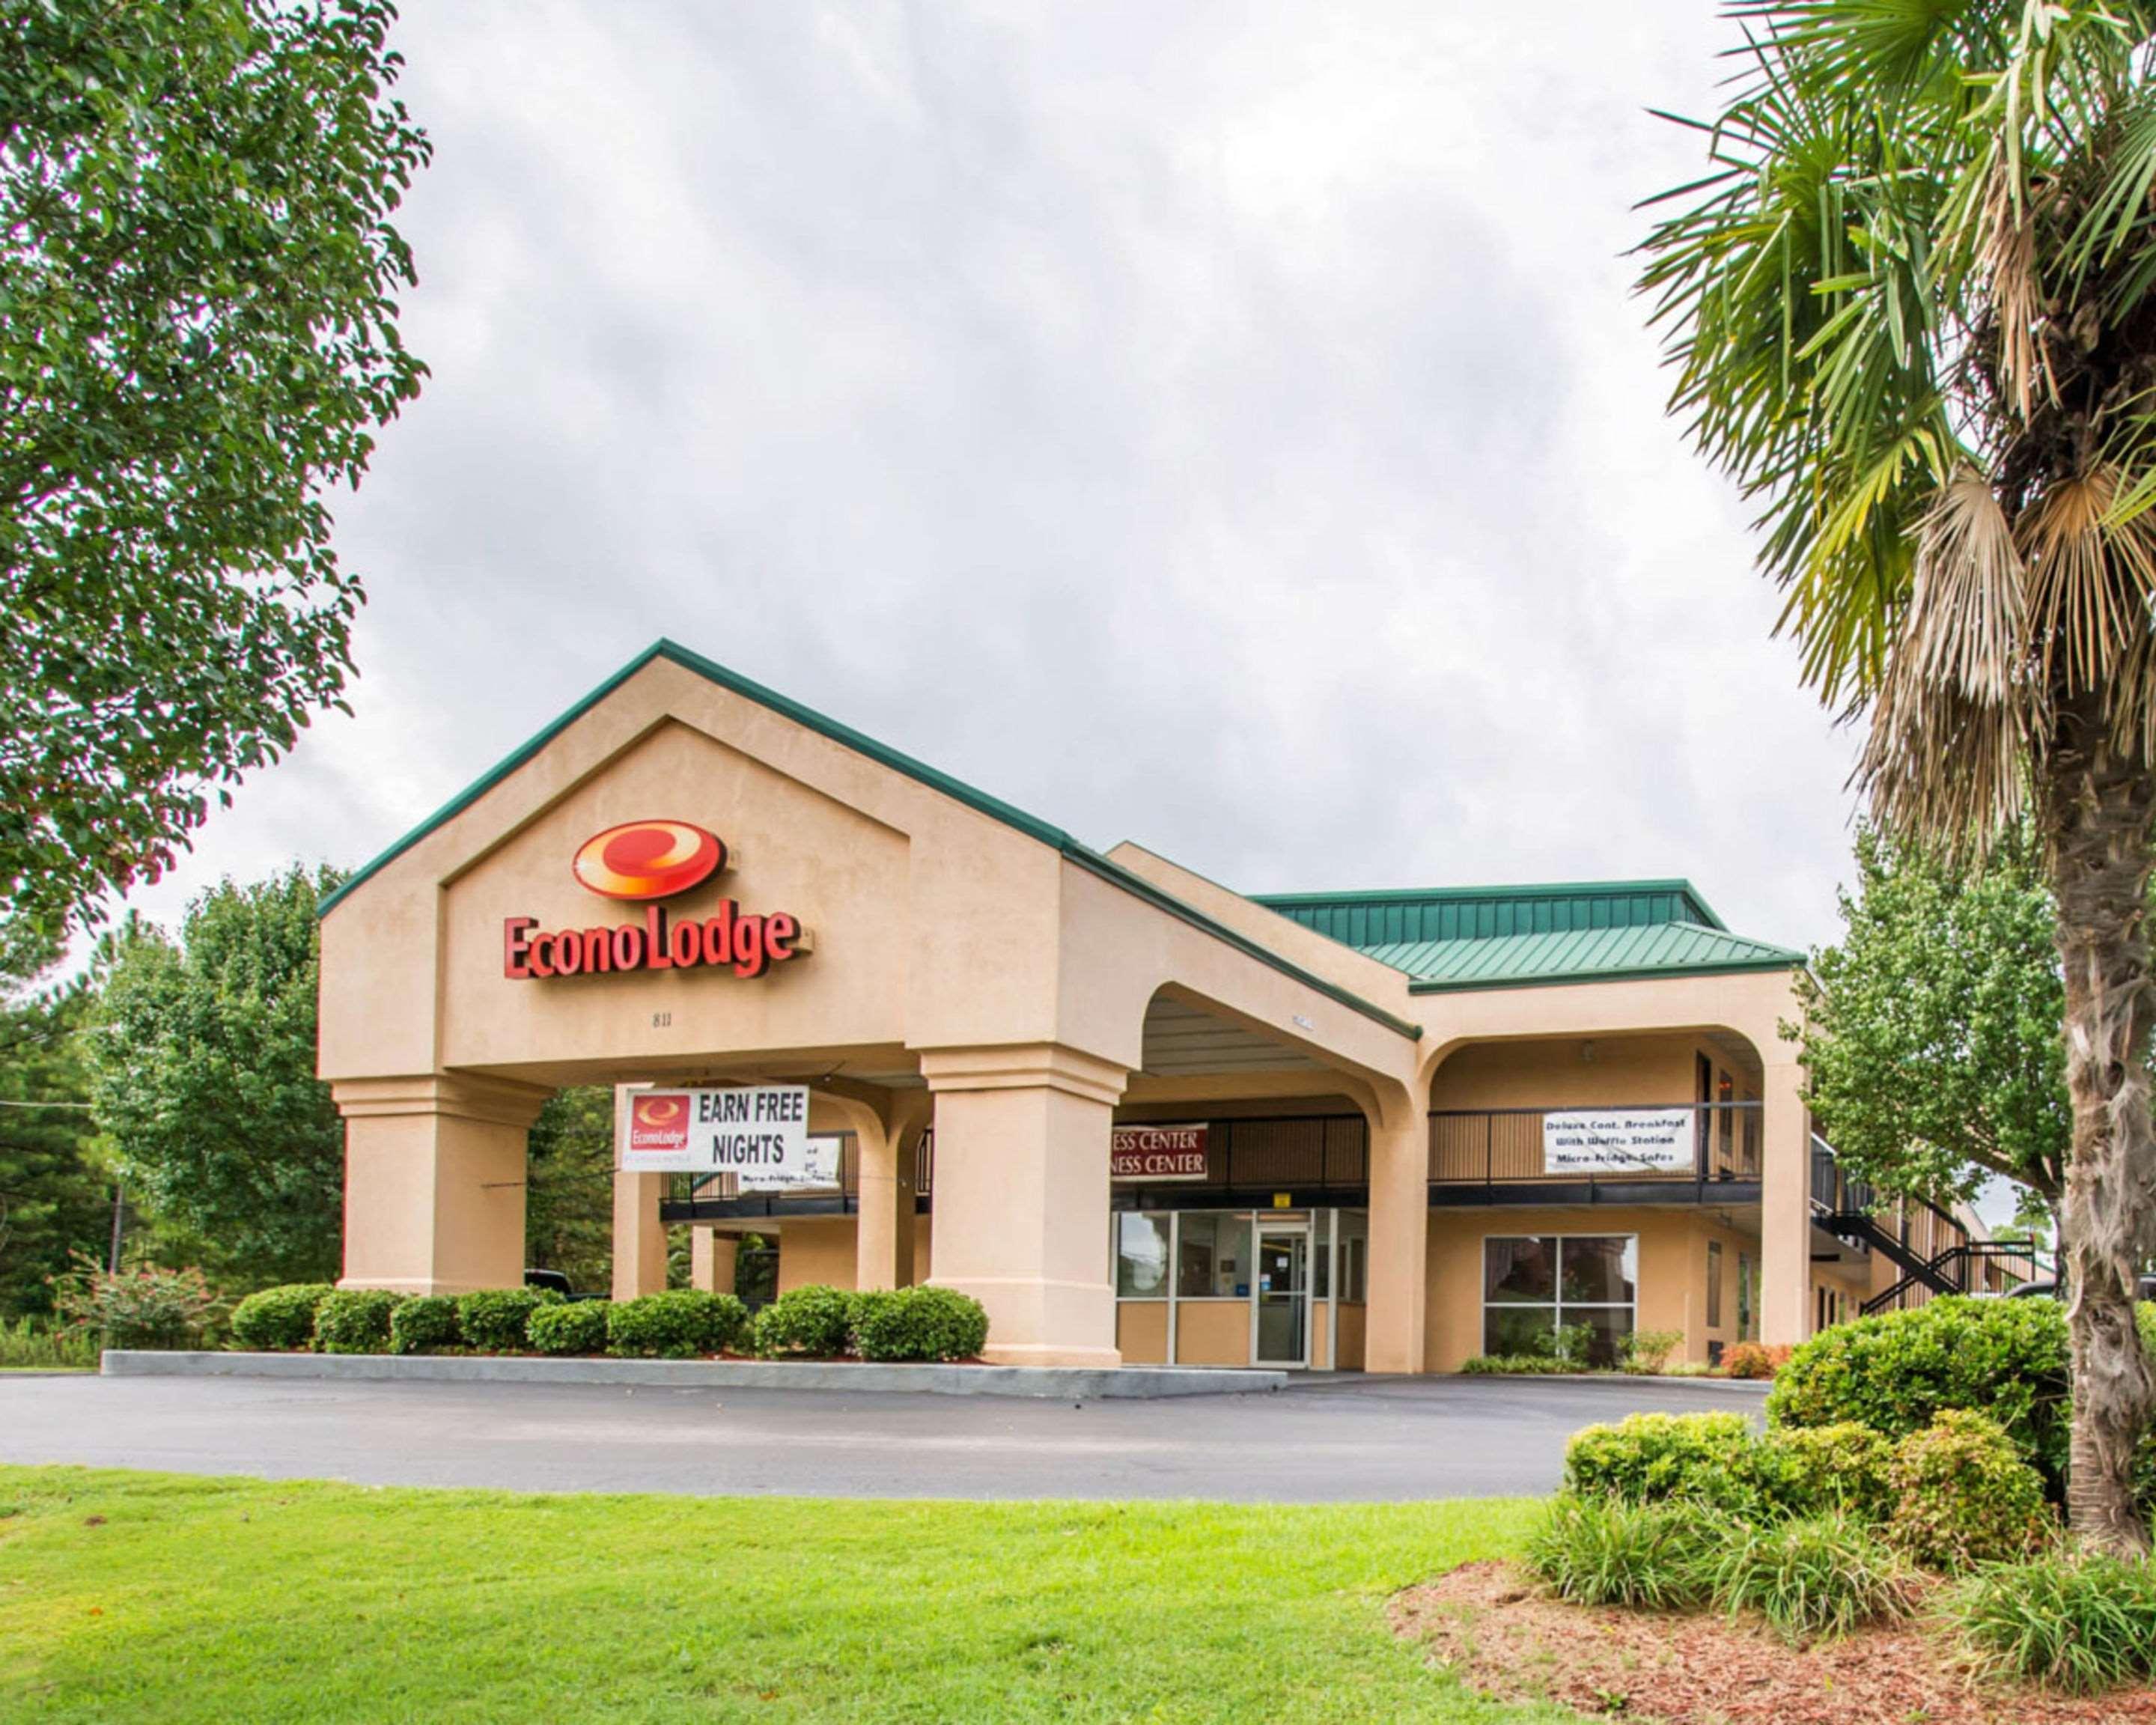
[0,933,106,1315]
[1796,822,2069,1209]
[0,0,429,944]
[525,1086,614,1294]
[88,866,345,1288]
[1641,0,2156,1554]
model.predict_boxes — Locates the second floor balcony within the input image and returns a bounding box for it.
[1427,1101,1763,1203]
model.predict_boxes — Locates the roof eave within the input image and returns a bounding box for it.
[1406,957,1804,996]
[317,639,1423,1043]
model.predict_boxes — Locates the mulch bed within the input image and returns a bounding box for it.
[1389,1560,2156,1725]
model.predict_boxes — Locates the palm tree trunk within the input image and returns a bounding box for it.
[2039,694,2156,1557]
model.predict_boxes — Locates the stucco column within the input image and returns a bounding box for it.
[1760,1056,1812,1346]
[855,1116,922,1292]
[917,1043,1127,1368]
[1363,1095,1430,1375]
[612,1169,669,1301]
[690,1227,737,1296]
[332,1072,551,1296]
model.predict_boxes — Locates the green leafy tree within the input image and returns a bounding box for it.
[88,867,345,1288]
[0,934,107,1315]
[0,0,430,946]
[1796,823,2068,1219]
[1642,0,2156,1554]
[526,1086,615,1295]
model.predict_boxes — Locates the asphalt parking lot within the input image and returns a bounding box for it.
[0,1371,1765,1500]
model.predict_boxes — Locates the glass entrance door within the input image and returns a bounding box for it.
[1252,1227,1309,1367]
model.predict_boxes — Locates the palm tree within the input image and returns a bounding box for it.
[1639,0,2156,1554]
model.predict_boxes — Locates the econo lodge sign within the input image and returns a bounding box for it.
[503,819,808,982]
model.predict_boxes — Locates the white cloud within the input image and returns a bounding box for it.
[116,0,1863,960]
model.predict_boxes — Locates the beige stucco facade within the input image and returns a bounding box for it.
[319,641,1870,1371]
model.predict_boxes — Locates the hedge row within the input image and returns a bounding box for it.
[226,1280,990,1363]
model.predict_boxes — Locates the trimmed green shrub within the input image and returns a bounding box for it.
[1886,1409,2053,1571]
[389,1294,461,1356]
[846,1288,899,1344]
[1564,1412,1770,1518]
[1954,1551,2156,1694]
[851,1286,988,1362]
[528,1300,609,1357]
[1458,1354,1570,1375]
[752,1285,853,1358]
[312,1289,401,1354]
[1722,1342,1791,1380]
[1620,1328,1684,1375]
[1755,1421,1895,1523]
[1767,1296,2071,1491]
[230,1283,335,1351]
[606,1289,746,1359]
[1706,1513,1911,1644]
[1523,1494,1723,1610]
[456,1287,558,1353]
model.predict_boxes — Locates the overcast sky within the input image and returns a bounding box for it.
[125,1,1866,956]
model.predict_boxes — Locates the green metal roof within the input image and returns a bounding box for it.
[1255,880,1726,949]
[1386,923,1803,994]
[1254,882,1801,993]
[318,639,1422,1041]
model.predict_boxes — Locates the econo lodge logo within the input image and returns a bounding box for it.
[570,820,724,900]
[627,1092,691,1155]
[503,821,810,983]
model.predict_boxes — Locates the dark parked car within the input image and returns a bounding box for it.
[524,1268,604,1302]
[2005,1274,2156,1301]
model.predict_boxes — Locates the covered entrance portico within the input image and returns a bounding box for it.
[318,642,1428,1368]
[317,640,1831,1374]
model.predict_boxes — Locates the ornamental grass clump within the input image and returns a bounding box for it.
[1523,1494,1722,1610]
[1953,1551,2156,1694]
[527,1300,608,1357]
[1707,1513,1913,1644]
[1887,1409,2054,1572]
[229,1283,335,1351]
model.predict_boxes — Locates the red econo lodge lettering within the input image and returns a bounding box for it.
[503,821,808,983]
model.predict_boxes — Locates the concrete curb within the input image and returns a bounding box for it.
[1447,1372,1772,1396]
[101,1351,1288,1400]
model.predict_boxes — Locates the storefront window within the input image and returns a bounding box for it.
[1482,1234,1637,1365]
[1706,1240,1723,1328]
[1115,1213,1169,1298]
[1337,1210,1368,1302]
[1737,1250,1755,1341]
[1176,1212,1251,1297]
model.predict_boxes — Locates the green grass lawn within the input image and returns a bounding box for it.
[0,1466,1580,1724]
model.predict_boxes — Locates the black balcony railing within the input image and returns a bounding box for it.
[1810,1133,1874,1217]
[663,1129,941,1217]
[1427,1101,1763,1190]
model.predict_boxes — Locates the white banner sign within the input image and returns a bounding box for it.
[618,1085,811,1175]
[742,1132,844,1193]
[1542,1108,1694,1175]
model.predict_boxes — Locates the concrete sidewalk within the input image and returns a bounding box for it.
[0,1371,1765,1501]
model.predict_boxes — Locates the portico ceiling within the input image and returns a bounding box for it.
[1139,994,1324,1077]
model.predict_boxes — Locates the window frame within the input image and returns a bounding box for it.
[1479,1232,1639,1362]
